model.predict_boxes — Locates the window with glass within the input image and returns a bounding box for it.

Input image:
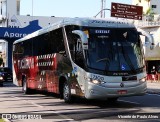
[84,28,144,74]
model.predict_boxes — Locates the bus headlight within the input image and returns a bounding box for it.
[92,79,100,84]
[139,77,146,83]
[90,79,106,85]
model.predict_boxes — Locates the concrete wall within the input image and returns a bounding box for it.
[142,27,160,60]
[150,0,160,14]
[8,15,65,28]
[0,40,7,67]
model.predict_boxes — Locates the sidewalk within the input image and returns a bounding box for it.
[147,81,160,94]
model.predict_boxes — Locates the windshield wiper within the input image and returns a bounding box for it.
[120,42,137,73]
[104,41,114,73]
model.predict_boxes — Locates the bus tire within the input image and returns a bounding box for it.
[63,82,72,103]
[22,78,32,94]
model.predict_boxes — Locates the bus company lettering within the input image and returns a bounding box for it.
[90,20,115,24]
[18,58,34,69]
[4,31,27,38]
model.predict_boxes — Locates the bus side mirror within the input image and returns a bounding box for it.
[72,30,88,50]
[150,43,155,50]
[138,29,155,50]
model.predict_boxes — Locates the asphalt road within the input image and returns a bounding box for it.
[0,82,160,122]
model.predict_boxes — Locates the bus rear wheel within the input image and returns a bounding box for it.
[22,78,32,94]
[63,82,72,103]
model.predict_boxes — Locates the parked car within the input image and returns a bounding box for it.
[0,67,13,84]
[0,75,3,86]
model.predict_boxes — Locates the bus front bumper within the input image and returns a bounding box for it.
[85,82,147,100]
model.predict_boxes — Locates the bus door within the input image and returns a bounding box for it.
[75,38,86,92]
[70,30,89,94]
[70,35,86,94]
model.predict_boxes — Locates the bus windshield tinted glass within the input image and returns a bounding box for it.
[86,28,144,72]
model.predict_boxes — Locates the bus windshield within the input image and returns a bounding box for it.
[85,28,144,74]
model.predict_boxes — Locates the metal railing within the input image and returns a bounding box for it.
[136,21,160,28]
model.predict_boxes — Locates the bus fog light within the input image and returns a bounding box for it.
[90,90,94,94]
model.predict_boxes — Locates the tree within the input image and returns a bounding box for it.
[145,7,155,21]
[145,0,150,6]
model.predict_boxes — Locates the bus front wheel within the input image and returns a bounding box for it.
[63,82,72,103]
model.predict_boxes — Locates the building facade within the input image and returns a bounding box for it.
[133,0,160,78]
[0,0,65,67]
[132,0,160,16]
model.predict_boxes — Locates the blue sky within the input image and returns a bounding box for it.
[20,0,131,18]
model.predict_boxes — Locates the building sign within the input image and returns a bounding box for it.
[0,20,41,39]
[111,2,143,20]
[4,31,27,38]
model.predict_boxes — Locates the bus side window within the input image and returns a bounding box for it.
[23,39,32,57]
[14,42,24,55]
[50,28,65,54]
[32,28,65,56]
[13,42,24,59]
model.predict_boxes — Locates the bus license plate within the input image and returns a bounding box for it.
[118,90,127,94]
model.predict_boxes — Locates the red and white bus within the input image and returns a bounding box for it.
[12,18,154,103]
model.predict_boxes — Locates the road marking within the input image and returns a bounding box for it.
[30,101,44,108]
[11,96,74,121]
[54,112,74,121]
[36,110,74,121]
[118,100,140,105]
[11,96,44,108]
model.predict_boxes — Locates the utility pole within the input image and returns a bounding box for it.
[32,0,33,16]
[101,0,106,18]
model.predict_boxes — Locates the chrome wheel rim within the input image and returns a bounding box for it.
[64,84,69,100]
[23,81,26,92]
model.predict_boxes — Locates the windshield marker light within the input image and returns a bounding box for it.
[83,30,89,38]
